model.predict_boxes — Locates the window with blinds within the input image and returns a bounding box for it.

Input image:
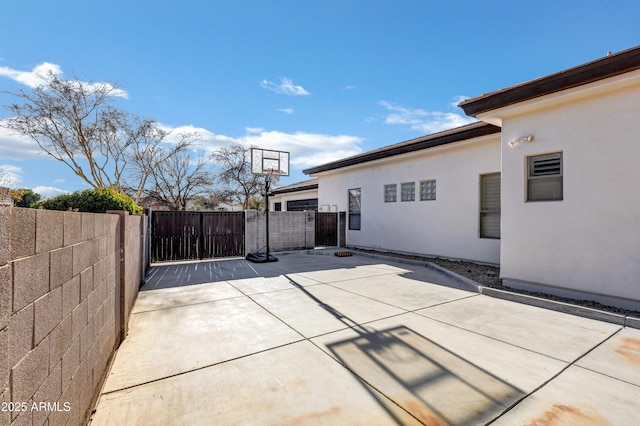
[527,152,563,202]
[480,173,501,239]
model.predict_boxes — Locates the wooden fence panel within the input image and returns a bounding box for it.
[151,211,244,262]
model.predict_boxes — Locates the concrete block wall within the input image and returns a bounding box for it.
[245,211,315,254]
[0,204,146,426]
[120,214,145,340]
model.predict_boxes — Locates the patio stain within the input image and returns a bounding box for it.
[405,400,445,426]
[280,406,342,426]
[527,404,611,426]
[614,337,640,365]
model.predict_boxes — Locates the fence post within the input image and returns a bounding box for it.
[107,210,128,342]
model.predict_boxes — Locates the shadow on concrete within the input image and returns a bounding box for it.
[142,252,475,293]
[285,274,524,425]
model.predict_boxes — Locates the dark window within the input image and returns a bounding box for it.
[480,173,501,239]
[274,202,282,211]
[286,199,318,211]
[348,188,361,230]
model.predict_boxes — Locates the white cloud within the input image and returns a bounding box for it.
[0,164,23,187]
[261,78,310,96]
[0,62,128,98]
[343,85,358,90]
[0,62,62,88]
[450,95,470,109]
[32,185,69,199]
[278,108,294,114]
[242,130,363,169]
[0,124,44,160]
[379,100,476,134]
[157,124,362,170]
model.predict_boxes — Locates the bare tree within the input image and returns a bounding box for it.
[2,71,206,206]
[0,170,10,186]
[144,148,214,210]
[125,120,196,204]
[2,71,133,190]
[210,143,278,210]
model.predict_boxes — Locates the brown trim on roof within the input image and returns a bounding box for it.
[269,182,318,196]
[303,121,500,175]
[459,46,640,117]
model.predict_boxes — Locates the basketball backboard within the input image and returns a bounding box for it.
[251,148,290,176]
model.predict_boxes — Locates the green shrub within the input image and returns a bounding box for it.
[40,188,143,215]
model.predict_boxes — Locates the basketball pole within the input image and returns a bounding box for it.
[264,174,272,261]
[246,148,288,263]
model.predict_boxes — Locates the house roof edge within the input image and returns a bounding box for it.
[459,46,640,117]
[303,121,500,175]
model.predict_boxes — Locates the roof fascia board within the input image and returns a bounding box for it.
[306,131,501,177]
[475,69,640,125]
[303,122,500,175]
[460,47,640,117]
[269,184,319,196]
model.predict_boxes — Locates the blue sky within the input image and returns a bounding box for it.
[1,0,639,198]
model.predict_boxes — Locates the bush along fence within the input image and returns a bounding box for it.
[0,198,148,425]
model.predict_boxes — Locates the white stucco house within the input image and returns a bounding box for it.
[304,46,640,310]
[304,122,502,265]
[268,178,319,211]
[459,46,640,311]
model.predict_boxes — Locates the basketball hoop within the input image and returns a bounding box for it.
[246,148,290,264]
[251,148,290,177]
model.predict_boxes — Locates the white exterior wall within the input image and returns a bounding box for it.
[269,188,318,211]
[316,134,501,264]
[495,76,640,309]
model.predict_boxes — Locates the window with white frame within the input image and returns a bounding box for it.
[420,180,436,201]
[527,152,563,202]
[480,173,501,239]
[384,184,397,202]
[348,188,361,230]
[400,182,415,202]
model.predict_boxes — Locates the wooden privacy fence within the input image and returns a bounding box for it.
[151,211,245,262]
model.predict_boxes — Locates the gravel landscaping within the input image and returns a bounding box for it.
[350,247,640,318]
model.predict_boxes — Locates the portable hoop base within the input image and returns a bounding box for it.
[246,252,278,263]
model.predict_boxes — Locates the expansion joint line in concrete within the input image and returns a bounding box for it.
[98,339,307,397]
[484,326,625,425]
[321,280,480,314]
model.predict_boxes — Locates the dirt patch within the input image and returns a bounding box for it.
[349,247,640,318]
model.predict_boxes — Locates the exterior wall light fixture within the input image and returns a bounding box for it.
[508,135,535,148]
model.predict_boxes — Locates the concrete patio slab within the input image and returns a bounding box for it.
[133,281,244,313]
[226,275,302,295]
[93,341,422,426]
[416,294,621,362]
[102,296,302,393]
[290,262,409,285]
[576,326,640,386]
[311,312,568,425]
[250,283,405,338]
[493,365,640,425]
[92,253,640,425]
[328,274,475,311]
